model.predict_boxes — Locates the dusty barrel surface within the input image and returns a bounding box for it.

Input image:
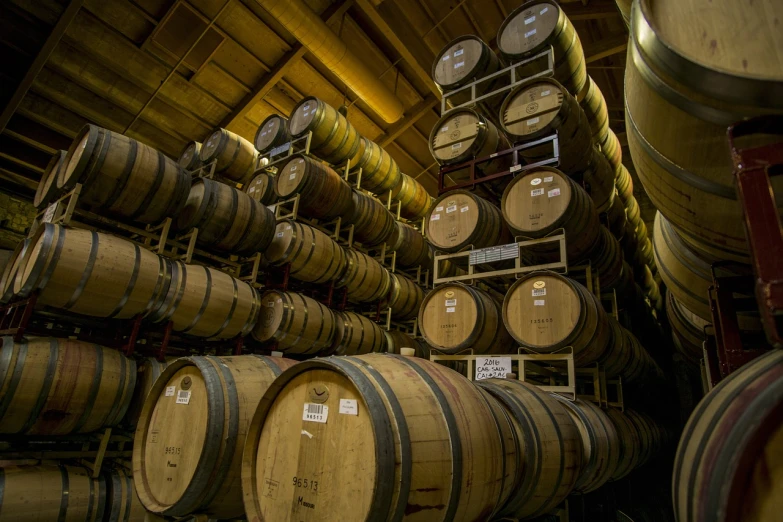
[275,154,353,219]
[255,114,291,154]
[427,190,510,253]
[199,128,259,183]
[242,354,514,522]
[429,108,509,166]
[0,337,136,435]
[133,354,296,519]
[288,97,362,167]
[251,290,337,355]
[335,249,391,303]
[264,220,347,284]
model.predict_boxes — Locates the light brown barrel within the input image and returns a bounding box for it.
[34,149,66,208]
[251,290,337,354]
[625,0,783,259]
[335,249,391,303]
[147,260,260,339]
[582,147,617,213]
[104,467,148,522]
[606,408,643,480]
[133,354,296,519]
[15,224,170,319]
[288,96,362,167]
[331,311,386,356]
[477,379,582,519]
[501,166,600,263]
[419,283,513,355]
[600,128,623,171]
[0,238,30,304]
[553,396,620,493]
[497,0,587,95]
[503,272,611,366]
[598,316,634,378]
[432,35,502,103]
[254,113,291,154]
[177,141,202,171]
[625,409,658,468]
[244,169,277,205]
[673,349,783,522]
[388,272,424,321]
[175,177,275,254]
[615,0,631,26]
[242,354,514,522]
[391,172,433,221]
[578,75,610,144]
[59,125,190,224]
[620,330,662,385]
[264,220,347,284]
[666,291,707,367]
[0,465,104,522]
[345,190,396,247]
[427,189,511,253]
[0,337,135,435]
[588,226,624,290]
[429,108,509,166]
[615,164,634,205]
[607,194,628,240]
[122,357,172,429]
[275,154,353,219]
[353,137,402,194]
[387,221,430,268]
[500,79,593,176]
[383,329,418,355]
[198,128,259,183]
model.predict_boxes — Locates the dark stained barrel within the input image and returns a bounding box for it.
[177,141,203,171]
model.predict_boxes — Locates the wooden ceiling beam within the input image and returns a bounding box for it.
[561,0,621,20]
[0,135,49,173]
[0,168,38,193]
[0,0,83,134]
[584,34,628,63]
[376,94,439,147]
[5,114,72,153]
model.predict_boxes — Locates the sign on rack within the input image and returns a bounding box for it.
[475,357,513,380]
[269,142,291,157]
[469,243,519,266]
[41,203,57,224]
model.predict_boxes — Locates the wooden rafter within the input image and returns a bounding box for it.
[562,1,621,20]
[584,34,628,63]
[376,94,439,147]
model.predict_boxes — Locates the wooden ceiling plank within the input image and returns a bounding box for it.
[376,94,439,147]
[584,34,628,63]
[0,168,39,192]
[0,0,84,134]
[5,113,72,151]
[561,1,620,20]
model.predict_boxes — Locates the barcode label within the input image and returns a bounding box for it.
[548,188,561,198]
[452,143,462,149]
[525,16,536,25]
[303,403,329,423]
[276,232,284,237]
[527,117,540,126]
[531,188,545,197]
[445,299,457,306]
[544,176,554,182]
[454,49,464,57]
[525,28,537,38]
[446,205,457,213]
[436,206,444,211]
[541,90,551,96]
[540,7,549,14]
[165,386,176,397]
[532,288,546,297]
[176,390,191,405]
[460,206,469,213]
[534,300,545,306]
[442,54,450,61]
[454,61,465,68]
[446,307,456,313]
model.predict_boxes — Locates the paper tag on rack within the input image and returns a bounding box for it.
[165,386,176,397]
[339,399,358,416]
[510,164,522,173]
[475,357,512,380]
[531,188,545,197]
[303,403,329,423]
[445,299,457,306]
[548,188,561,198]
[42,203,56,224]
[534,300,545,306]
[532,288,546,297]
[176,390,191,405]
[446,307,456,313]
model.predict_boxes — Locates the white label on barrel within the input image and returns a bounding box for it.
[525,15,536,25]
[271,351,284,357]
[436,206,444,211]
[266,301,275,307]
[541,90,551,97]
[527,117,540,126]
[534,299,546,306]
[445,299,457,306]
[165,386,176,397]
[476,357,512,380]
[454,49,464,57]
[525,28,537,38]
[460,206,469,213]
[540,7,549,14]
[289,173,297,180]
[531,178,542,185]
[431,214,440,221]
[267,204,276,212]
[443,54,450,61]
[303,403,328,423]
[261,130,268,136]
[548,188,561,198]
[285,225,292,230]
[532,288,546,297]
[544,176,554,182]
[248,186,256,194]
[531,188,545,197]
[440,127,448,133]
[452,143,462,149]
[446,205,457,213]
[454,61,464,69]
[176,390,191,405]
[339,399,358,415]
[446,307,456,313]
[276,232,284,237]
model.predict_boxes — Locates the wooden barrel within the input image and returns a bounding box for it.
[0,337,136,435]
[264,220,347,284]
[598,316,634,379]
[275,154,353,219]
[577,75,610,144]
[624,0,783,260]
[147,260,260,339]
[123,357,172,429]
[501,166,600,263]
[666,291,707,367]
[503,272,611,366]
[625,190,641,224]
[553,396,620,493]
[588,226,624,290]
[254,114,291,154]
[245,170,277,205]
[582,148,617,214]
[432,35,502,104]
[198,128,259,183]
[104,467,148,522]
[251,290,337,354]
[177,141,202,171]
[477,379,582,519]
[331,311,386,356]
[34,149,66,208]
[175,177,275,254]
[383,329,418,354]
[0,465,104,522]
[419,283,513,354]
[615,164,634,205]
[607,191,628,240]
[59,125,191,224]
[288,97,362,167]
[500,79,593,175]
[625,409,657,468]
[622,330,661,385]
[429,108,509,167]
[391,172,433,221]
[335,249,391,303]
[133,354,296,518]
[15,224,170,319]
[673,349,783,522]
[427,190,511,253]
[0,238,30,304]
[497,0,587,95]
[388,272,424,321]
[353,137,402,194]
[387,221,430,268]
[600,127,623,171]
[242,354,513,522]
[606,408,642,480]
[345,190,396,247]
[615,0,631,26]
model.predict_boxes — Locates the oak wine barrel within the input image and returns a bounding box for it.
[34,149,67,208]
[581,147,617,214]
[615,164,634,205]
[429,108,509,168]
[497,0,587,95]
[177,141,202,171]
[598,316,634,379]
[615,0,631,26]
[391,172,433,221]
[123,357,172,429]
[427,190,511,253]
[288,97,362,167]
[587,226,624,290]
[251,290,337,354]
[606,408,643,480]
[477,379,582,519]
[331,311,386,356]
[607,193,628,240]
[335,249,391,303]
[353,137,402,194]
[577,75,610,144]
[254,114,291,154]
[0,337,136,435]
[104,467,148,522]
[245,170,277,205]
[387,221,430,268]
[666,291,707,367]
[199,128,259,184]
[432,35,503,105]
[0,238,30,304]
[388,272,424,321]
[264,220,347,284]
[600,127,623,171]
[15,224,170,319]
[503,272,611,366]
[133,354,296,518]
[383,329,418,355]
[242,354,514,522]
[345,190,396,247]
[147,260,260,339]
[59,125,190,224]
[419,283,513,355]
[275,154,353,219]
[176,177,276,254]
[673,349,783,522]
